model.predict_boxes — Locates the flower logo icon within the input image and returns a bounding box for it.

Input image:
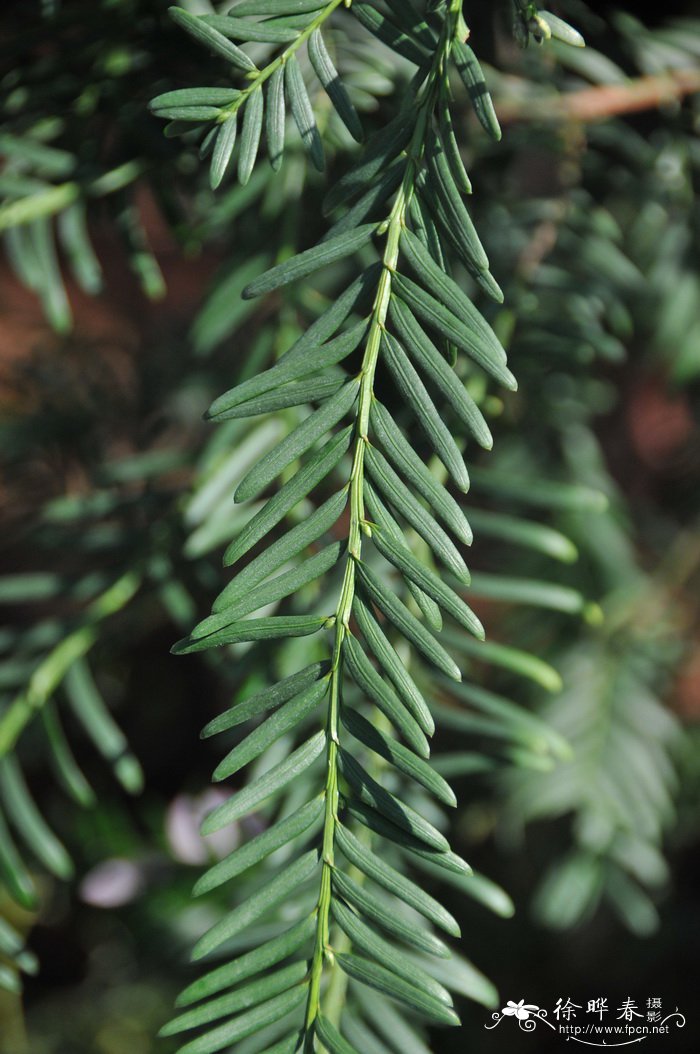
[502,999,540,1021]
[486,999,554,1033]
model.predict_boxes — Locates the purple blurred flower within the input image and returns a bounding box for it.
[165,789,240,864]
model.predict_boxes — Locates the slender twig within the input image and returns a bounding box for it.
[303,5,463,1044]
[0,572,140,757]
[496,68,700,125]
[218,0,347,121]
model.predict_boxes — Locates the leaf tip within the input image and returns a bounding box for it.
[199,812,220,838]
[190,938,208,962]
[231,480,249,504]
[191,876,208,898]
[168,5,187,26]
[503,369,518,392]
[548,671,564,694]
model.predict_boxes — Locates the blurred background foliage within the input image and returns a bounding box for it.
[0,1,699,1051]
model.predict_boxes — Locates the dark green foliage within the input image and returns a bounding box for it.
[2,2,696,1050]
[140,5,589,1051]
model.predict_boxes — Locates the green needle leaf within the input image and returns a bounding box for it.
[398,227,507,389]
[342,634,432,755]
[212,681,327,780]
[151,106,224,122]
[331,869,449,959]
[234,0,325,14]
[424,126,488,269]
[536,11,586,46]
[285,53,324,171]
[338,750,449,851]
[335,823,459,934]
[324,159,406,242]
[0,809,43,909]
[42,702,95,807]
[217,489,348,598]
[161,961,308,1036]
[364,483,443,631]
[266,67,286,171]
[169,8,257,72]
[336,953,460,1026]
[192,850,319,960]
[436,91,472,195]
[242,226,376,299]
[207,319,367,418]
[233,379,360,502]
[437,677,571,761]
[370,401,472,543]
[174,987,308,1054]
[201,732,326,832]
[442,628,563,693]
[452,41,502,141]
[150,88,241,110]
[0,757,72,880]
[341,708,455,807]
[331,901,452,1005]
[194,797,324,894]
[171,614,328,655]
[351,3,430,66]
[238,88,264,185]
[352,595,433,732]
[315,1016,362,1054]
[223,429,352,564]
[380,330,471,490]
[214,371,346,419]
[345,799,471,878]
[308,29,363,144]
[372,526,484,640]
[415,171,503,301]
[388,293,492,448]
[407,190,448,272]
[467,572,586,614]
[468,466,607,511]
[257,1035,303,1054]
[365,441,469,576]
[466,508,578,563]
[203,543,343,624]
[202,663,329,737]
[356,562,462,681]
[391,277,517,390]
[65,658,143,793]
[210,116,238,190]
[384,0,436,46]
[324,111,414,214]
[175,917,315,1006]
[200,14,300,44]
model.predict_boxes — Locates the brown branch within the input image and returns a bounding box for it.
[496,68,700,124]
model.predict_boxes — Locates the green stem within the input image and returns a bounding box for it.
[0,160,144,232]
[0,572,140,757]
[303,6,462,1045]
[219,0,346,121]
[0,1,346,232]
